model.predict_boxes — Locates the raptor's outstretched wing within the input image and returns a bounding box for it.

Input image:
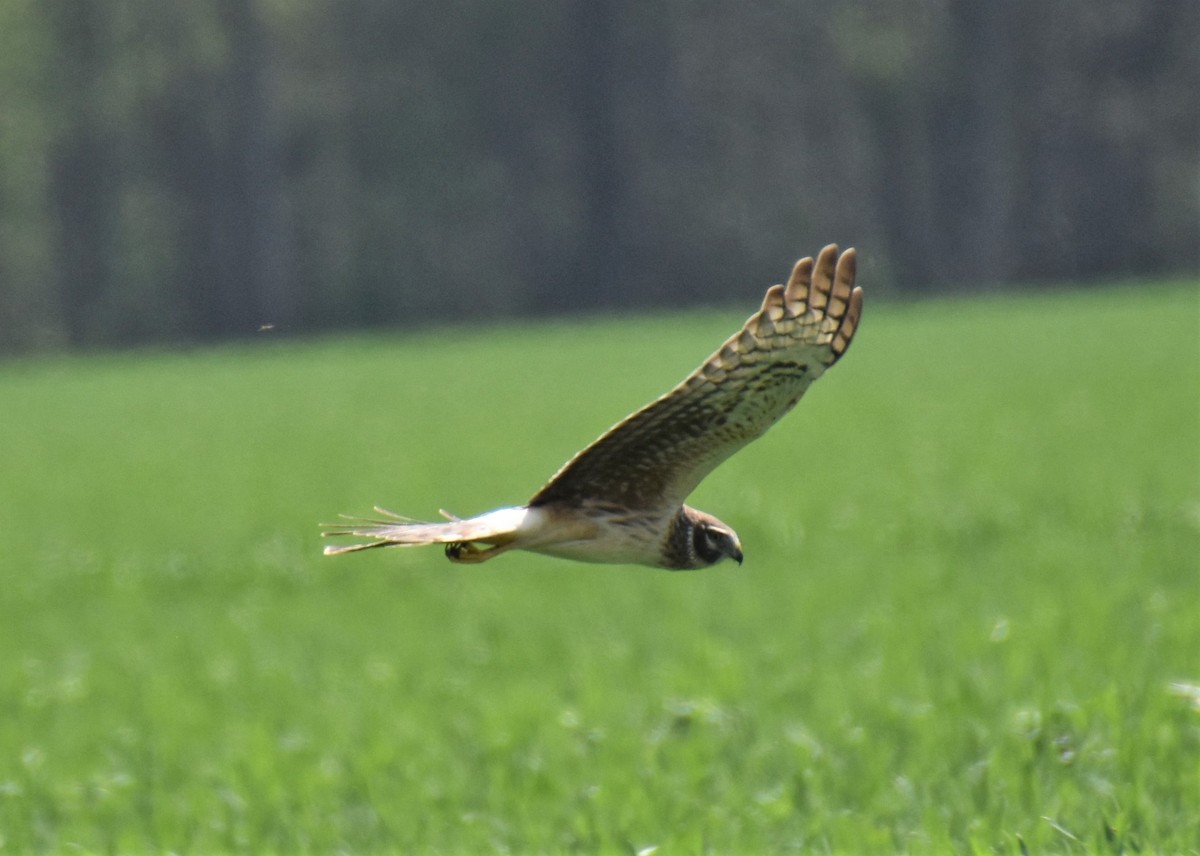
[529,244,862,512]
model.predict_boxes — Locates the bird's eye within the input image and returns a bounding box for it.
[692,524,721,563]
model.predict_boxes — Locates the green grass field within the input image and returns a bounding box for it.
[1,282,1197,853]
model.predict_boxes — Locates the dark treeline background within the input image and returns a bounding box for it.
[0,0,1196,352]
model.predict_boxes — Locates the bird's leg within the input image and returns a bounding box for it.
[445,541,511,564]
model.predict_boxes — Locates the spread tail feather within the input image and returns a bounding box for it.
[321,505,529,556]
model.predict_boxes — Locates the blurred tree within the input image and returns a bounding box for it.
[0,0,60,349]
[43,0,117,346]
[0,0,1195,353]
[559,0,626,312]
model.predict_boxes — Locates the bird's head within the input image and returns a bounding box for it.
[687,509,744,567]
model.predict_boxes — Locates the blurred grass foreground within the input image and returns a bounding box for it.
[0,282,1197,851]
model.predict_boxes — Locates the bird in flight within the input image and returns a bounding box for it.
[323,244,863,570]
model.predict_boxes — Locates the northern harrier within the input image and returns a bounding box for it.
[323,244,863,570]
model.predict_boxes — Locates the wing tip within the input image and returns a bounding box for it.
[840,246,857,276]
[830,285,864,359]
[816,244,840,274]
